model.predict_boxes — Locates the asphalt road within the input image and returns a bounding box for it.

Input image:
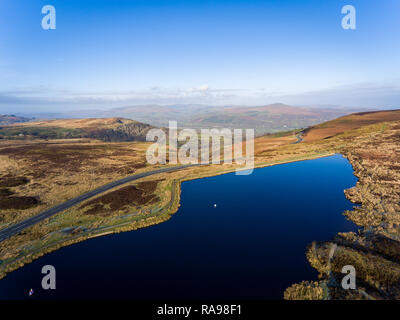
[0,164,199,243]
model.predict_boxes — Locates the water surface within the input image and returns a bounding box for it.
[0,154,357,299]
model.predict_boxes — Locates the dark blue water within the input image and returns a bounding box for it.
[0,154,357,300]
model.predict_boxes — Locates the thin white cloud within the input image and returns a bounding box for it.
[0,81,399,113]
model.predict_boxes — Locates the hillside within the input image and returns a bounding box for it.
[33,103,362,135]
[176,103,359,134]
[50,104,222,128]
[0,118,155,142]
[303,109,400,142]
[0,115,32,126]
[110,104,220,127]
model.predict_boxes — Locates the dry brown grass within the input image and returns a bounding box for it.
[303,109,400,142]
[7,117,138,131]
[254,135,296,155]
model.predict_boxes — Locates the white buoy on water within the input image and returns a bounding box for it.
[214,204,217,207]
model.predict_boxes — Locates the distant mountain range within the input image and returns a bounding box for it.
[303,109,400,142]
[8,103,373,135]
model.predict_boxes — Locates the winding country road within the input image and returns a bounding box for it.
[0,164,199,243]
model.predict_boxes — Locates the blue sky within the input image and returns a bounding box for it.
[1,0,399,113]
